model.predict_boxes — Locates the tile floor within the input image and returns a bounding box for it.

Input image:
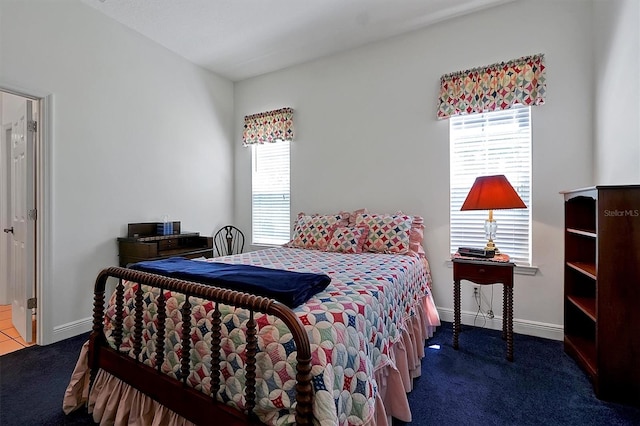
[0,304,35,355]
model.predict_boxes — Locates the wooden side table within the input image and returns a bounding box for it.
[452,257,515,361]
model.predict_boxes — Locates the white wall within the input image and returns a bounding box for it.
[234,0,596,339]
[593,0,640,184]
[0,0,235,344]
[2,0,618,344]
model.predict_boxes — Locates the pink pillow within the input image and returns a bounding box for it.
[408,215,425,254]
[289,212,349,250]
[326,225,369,253]
[355,213,413,254]
[348,208,368,226]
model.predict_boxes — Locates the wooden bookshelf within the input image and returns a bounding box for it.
[561,186,640,406]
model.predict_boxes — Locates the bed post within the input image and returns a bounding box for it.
[88,269,109,387]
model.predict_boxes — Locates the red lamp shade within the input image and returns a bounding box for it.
[460,175,526,211]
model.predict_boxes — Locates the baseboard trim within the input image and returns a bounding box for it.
[437,307,564,341]
[50,310,562,344]
[52,317,92,343]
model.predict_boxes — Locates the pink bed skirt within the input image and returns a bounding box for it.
[63,292,440,425]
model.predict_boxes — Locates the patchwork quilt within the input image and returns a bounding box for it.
[104,247,431,426]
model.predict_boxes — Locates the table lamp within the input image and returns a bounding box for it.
[460,174,526,253]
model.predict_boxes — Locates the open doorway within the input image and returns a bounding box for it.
[0,90,41,354]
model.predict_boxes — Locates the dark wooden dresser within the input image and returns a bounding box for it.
[117,222,214,267]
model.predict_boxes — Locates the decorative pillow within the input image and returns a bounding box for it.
[326,225,369,253]
[348,208,368,226]
[289,212,349,250]
[400,213,425,255]
[391,210,427,257]
[355,213,413,254]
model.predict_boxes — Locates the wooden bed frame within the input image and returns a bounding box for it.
[89,266,314,425]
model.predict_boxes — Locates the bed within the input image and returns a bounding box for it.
[64,212,441,425]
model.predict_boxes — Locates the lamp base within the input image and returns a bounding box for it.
[484,218,499,253]
[485,239,500,254]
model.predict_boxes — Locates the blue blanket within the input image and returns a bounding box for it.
[129,257,331,308]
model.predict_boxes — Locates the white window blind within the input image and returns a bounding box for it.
[252,141,291,245]
[450,105,532,265]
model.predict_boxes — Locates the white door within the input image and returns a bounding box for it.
[8,99,35,343]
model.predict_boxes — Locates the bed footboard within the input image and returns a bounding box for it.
[89,266,313,425]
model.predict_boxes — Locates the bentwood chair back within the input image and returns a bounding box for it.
[213,225,245,256]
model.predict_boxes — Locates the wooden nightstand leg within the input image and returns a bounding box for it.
[502,284,507,340]
[453,279,461,350]
[507,285,514,362]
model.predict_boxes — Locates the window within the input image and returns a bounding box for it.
[450,105,531,265]
[251,141,290,245]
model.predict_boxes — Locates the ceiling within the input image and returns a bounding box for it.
[83,0,512,82]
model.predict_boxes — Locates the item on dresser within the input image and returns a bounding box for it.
[117,222,213,266]
[157,215,174,236]
[457,246,496,258]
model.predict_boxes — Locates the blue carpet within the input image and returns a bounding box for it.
[394,322,640,426]
[0,332,93,425]
[1,323,639,425]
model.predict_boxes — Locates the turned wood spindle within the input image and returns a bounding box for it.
[113,279,125,351]
[155,289,167,371]
[180,297,192,384]
[245,310,257,417]
[133,283,144,360]
[210,303,222,398]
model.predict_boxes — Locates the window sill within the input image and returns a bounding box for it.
[445,259,538,276]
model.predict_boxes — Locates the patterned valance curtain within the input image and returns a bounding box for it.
[437,54,546,119]
[243,107,294,146]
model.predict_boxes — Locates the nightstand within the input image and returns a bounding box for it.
[452,256,515,361]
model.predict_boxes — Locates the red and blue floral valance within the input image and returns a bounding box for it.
[437,54,546,119]
[243,107,294,146]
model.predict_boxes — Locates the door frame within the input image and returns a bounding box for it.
[1,83,53,345]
